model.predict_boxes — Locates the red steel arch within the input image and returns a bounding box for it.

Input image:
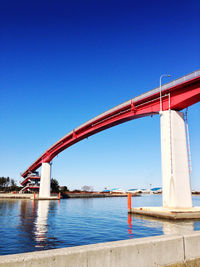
[22,70,200,178]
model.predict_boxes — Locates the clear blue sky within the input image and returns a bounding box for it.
[0,0,200,191]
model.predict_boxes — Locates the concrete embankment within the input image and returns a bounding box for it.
[0,193,34,199]
[1,232,200,267]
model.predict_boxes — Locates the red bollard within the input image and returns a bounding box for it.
[127,193,131,212]
[33,192,36,200]
[59,192,61,200]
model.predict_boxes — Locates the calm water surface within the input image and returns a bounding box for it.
[1,195,200,255]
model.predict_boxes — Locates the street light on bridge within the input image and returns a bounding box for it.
[160,74,171,112]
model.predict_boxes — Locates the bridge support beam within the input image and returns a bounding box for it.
[160,110,192,209]
[39,162,51,198]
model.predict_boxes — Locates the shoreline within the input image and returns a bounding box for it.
[0,192,141,199]
[1,192,199,200]
[61,193,140,198]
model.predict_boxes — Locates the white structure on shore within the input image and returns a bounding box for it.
[110,188,126,194]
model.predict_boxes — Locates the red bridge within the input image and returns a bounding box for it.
[22,70,200,180]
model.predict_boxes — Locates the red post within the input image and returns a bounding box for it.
[59,192,61,200]
[33,192,36,200]
[127,193,131,212]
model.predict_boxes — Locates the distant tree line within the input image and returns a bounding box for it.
[51,178,60,193]
[0,177,20,192]
[0,177,94,194]
[51,179,94,194]
[51,178,69,193]
[81,185,94,192]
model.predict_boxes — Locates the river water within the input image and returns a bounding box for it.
[1,194,200,256]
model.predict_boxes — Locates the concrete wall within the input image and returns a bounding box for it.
[1,232,200,267]
[0,193,33,199]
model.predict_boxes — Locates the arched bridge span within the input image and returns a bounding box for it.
[22,70,200,178]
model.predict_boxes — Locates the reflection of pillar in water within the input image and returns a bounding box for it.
[163,220,194,235]
[35,200,50,246]
[131,214,194,237]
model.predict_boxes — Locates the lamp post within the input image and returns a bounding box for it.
[160,74,171,112]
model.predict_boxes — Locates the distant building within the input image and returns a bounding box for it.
[127,189,142,193]
[110,188,126,194]
[142,189,151,194]
[102,189,111,193]
[127,187,162,194]
[151,187,162,193]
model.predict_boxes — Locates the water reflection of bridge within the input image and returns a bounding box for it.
[18,200,199,251]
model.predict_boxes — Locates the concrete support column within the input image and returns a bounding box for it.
[160,110,192,209]
[39,162,51,198]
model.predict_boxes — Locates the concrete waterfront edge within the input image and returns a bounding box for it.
[2,233,199,267]
[1,232,200,266]
[0,194,34,199]
[184,232,200,261]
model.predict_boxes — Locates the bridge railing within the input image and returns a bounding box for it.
[133,69,200,103]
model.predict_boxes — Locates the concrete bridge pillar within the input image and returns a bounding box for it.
[39,162,51,198]
[160,110,192,209]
